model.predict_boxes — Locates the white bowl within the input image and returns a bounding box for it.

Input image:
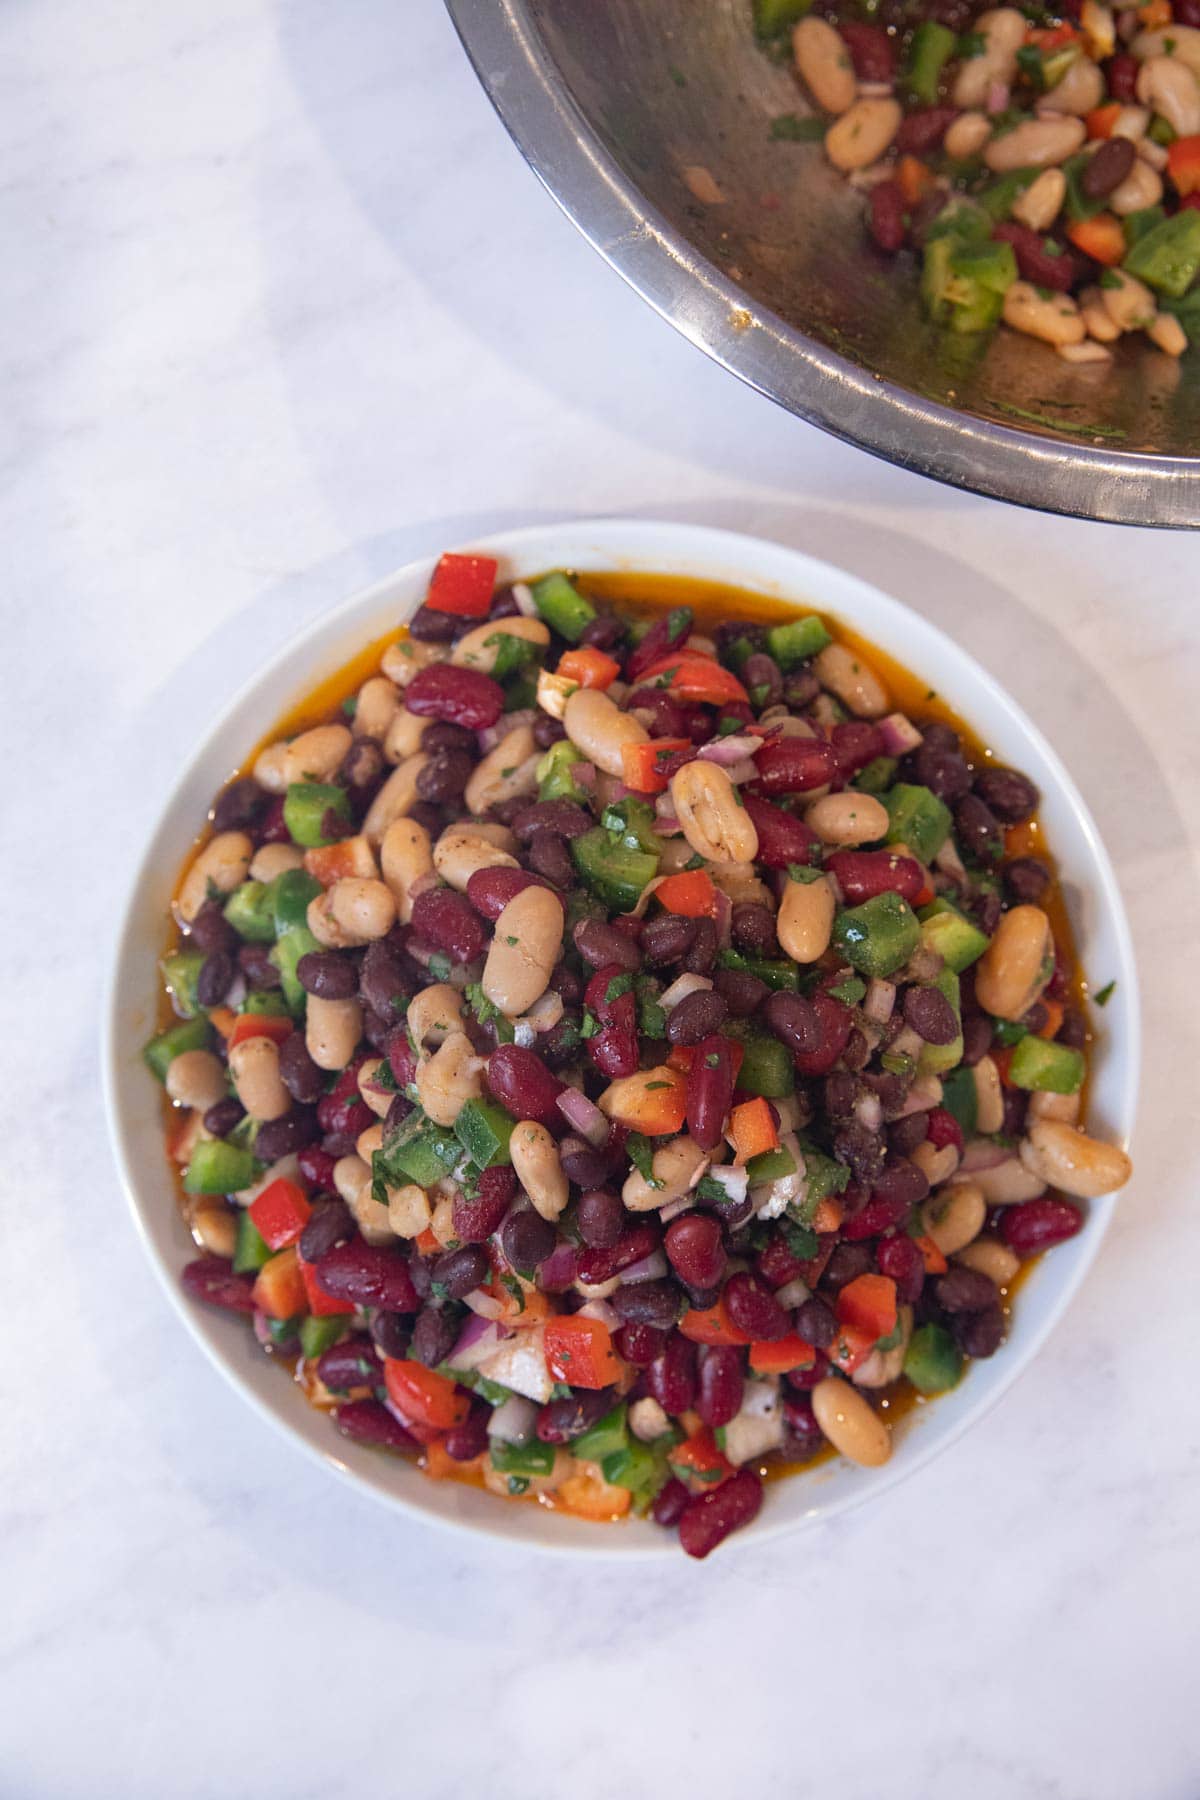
[104,520,1140,1556]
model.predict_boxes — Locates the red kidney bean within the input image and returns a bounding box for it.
[404,663,504,730]
[696,1345,744,1427]
[410,887,487,965]
[786,1350,832,1390]
[574,918,642,972]
[444,1400,490,1461]
[951,1302,1006,1358]
[647,1332,698,1414]
[840,1192,911,1242]
[665,1213,726,1290]
[527,831,573,886]
[258,796,289,844]
[686,1035,736,1151]
[652,1476,690,1528]
[181,1257,256,1314]
[316,1241,420,1312]
[740,796,820,875]
[485,1044,564,1128]
[576,1187,625,1248]
[464,865,543,922]
[612,1279,684,1331]
[722,1271,790,1342]
[749,736,837,798]
[299,1196,353,1261]
[829,721,885,781]
[925,1106,964,1155]
[625,685,691,738]
[334,1399,418,1453]
[679,1467,763,1559]
[316,1336,383,1392]
[876,1233,925,1304]
[992,224,1082,294]
[625,609,693,683]
[793,1295,836,1350]
[1107,51,1138,100]
[381,1029,417,1093]
[536,1386,618,1444]
[755,1230,806,1290]
[999,1197,1084,1257]
[792,992,853,1078]
[781,1394,826,1461]
[616,1321,669,1366]
[826,849,923,905]
[576,1222,661,1287]
[839,19,895,79]
[583,964,640,1079]
[895,105,958,155]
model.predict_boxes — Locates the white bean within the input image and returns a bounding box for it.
[191,1201,237,1260]
[165,1049,227,1112]
[416,1030,484,1127]
[327,876,397,943]
[952,8,1026,108]
[380,817,434,923]
[1078,285,1122,343]
[464,726,540,815]
[792,16,857,114]
[972,1055,1005,1135]
[1057,340,1112,365]
[228,1036,291,1122]
[333,1153,372,1208]
[1149,311,1188,356]
[354,675,401,742]
[433,824,518,891]
[563,688,648,778]
[622,1136,709,1212]
[670,761,758,864]
[177,832,253,923]
[482,886,564,1015]
[922,1181,987,1256]
[776,872,835,963]
[281,724,352,787]
[383,706,428,765]
[954,1238,1020,1286]
[974,904,1055,1020]
[249,842,304,882]
[984,114,1085,171]
[1101,267,1157,333]
[1131,25,1200,75]
[251,742,289,793]
[1020,1119,1133,1198]
[1038,57,1103,115]
[1109,156,1162,215]
[380,637,443,688]
[407,983,465,1052]
[1028,1087,1082,1124]
[306,995,363,1071]
[811,1376,891,1467]
[944,112,993,158]
[510,1122,569,1222]
[804,791,889,846]
[971,1157,1047,1204]
[1136,54,1200,135]
[361,753,428,844]
[824,98,902,173]
[387,1183,433,1241]
[813,642,889,717]
[357,1058,393,1119]
[912,1140,961,1189]
[1012,167,1067,232]
[451,617,550,673]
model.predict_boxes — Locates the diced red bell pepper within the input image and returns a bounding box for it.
[298,1252,356,1318]
[667,1040,745,1081]
[654,869,718,918]
[621,737,692,795]
[835,1273,898,1341]
[679,1298,752,1347]
[669,1426,734,1492]
[1085,102,1121,139]
[425,551,497,617]
[636,653,749,707]
[600,1065,688,1136]
[557,646,620,690]
[914,1233,948,1275]
[1168,133,1200,196]
[827,1319,878,1375]
[383,1359,471,1431]
[228,1012,293,1050]
[543,1315,624,1389]
[1066,212,1125,265]
[749,1334,816,1375]
[249,1177,313,1251]
[727,1096,780,1163]
[252,1246,308,1320]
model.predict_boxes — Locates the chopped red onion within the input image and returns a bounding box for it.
[654,794,682,833]
[660,971,713,1010]
[539,1242,579,1293]
[723,757,760,785]
[556,1086,609,1147]
[571,761,596,793]
[960,1137,1012,1173]
[774,1277,811,1311]
[658,1193,696,1223]
[935,838,968,884]
[986,79,1010,113]
[698,734,760,766]
[511,581,538,618]
[619,1249,669,1285]
[712,887,732,949]
[878,712,924,756]
[446,1316,510,1373]
[488,1394,538,1445]
[854,1091,884,1133]
[476,724,502,755]
[863,978,896,1024]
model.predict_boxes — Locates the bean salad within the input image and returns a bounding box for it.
[145,553,1132,1557]
[756,0,1200,360]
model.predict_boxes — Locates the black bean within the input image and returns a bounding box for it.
[783,668,820,710]
[821,1243,873,1290]
[1058,1008,1087,1050]
[833,1121,886,1187]
[680,917,717,977]
[527,831,574,887]
[196,950,235,1008]
[559,1138,611,1189]
[715,621,765,658]
[841,1027,871,1073]
[641,914,698,965]
[417,750,472,805]
[408,604,460,643]
[960,1011,994,1067]
[370,1311,412,1359]
[1081,133,1135,199]
[731,902,779,956]
[889,1112,929,1156]
[254,1108,320,1162]
[913,729,971,803]
[512,800,592,841]
[665,989,728,1046]
[951,1302,1006,1358]
[579,613,626,651]
[541,1011,585,1070]
[824,1072,859,1120]
[489,586,521,620]
[1004,857,1051,905]
[936,1266,997,1314]
[703,1190,754,1231]
[408,802,444,837]
[297,950,357,1000]
[238,942,282,989]
[1001,1087,1027,1138]
[203,1096,244,1138]
[968,887,1003,936]
[903,984,960,1046]
[433,1245,489,1300]
[743,652,783,709]
[359,940,409,1018]
[764,989,821,1055]
[410,1304,461,1368]
[385,1092,414,1133]
[278,1030,326,1104]
[421,721,475,753]
[955,795,1003,865]
[577,1188,624,1247]
[362,1008,394,1052]
[794,1296,837,1350]
[500,1208,556,1273]
[537,1386,618,1443]
[871,1153,930,1209]
[714,968,768,1017]
[974,766,1039,824]
[611,1279,684,1330]
[533,714,565,749]
[212,777,266,834]
[408,1254,433,1301]
[189,900,235,954]
[340,737,383,791]
[573,918,641,971]
[549,963,583,1005]
[299,1198,354,1262]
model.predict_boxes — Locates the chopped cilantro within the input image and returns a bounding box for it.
[1094,980,1116,1007]
[782,1219,819,1261]
[627,1133,662,1187]
[427,951,452,981]
[605,972,635,1005]
[769,112,827,141]
[696,1174,730,1203]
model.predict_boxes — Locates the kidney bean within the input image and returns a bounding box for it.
[895,104,957,154]
[404,664,504,729]
[370,1312,413,1360]
[826,849,923,905]
[483,1044,562,1130]
[532,710,565,748]
[653,1477,690,1528]
[293,1138,334,1188]
[181,1257,256,1314]
[188,899,236,954]
[296,1199,351,1264]
[1107,51,1138,100]
[575,1187,623,1249]
[1000,1197,1084,1257]
[951,1303,1006,1358]
[974,765,1039,824]
[686,1035,735,1152]
[936,1266,997,1315]
[665,989,727,1047]
[902,984,959,1047]
[536,1386,618,1445]
[317,1064,374,1145]
[786,1350,832,1390]
[822,1244,875,1293]
[781,1394,826,1461]
[576,1222,661,1287]
[640,1335,695,1416]
[316,1336,383,1392]
[741,793,820,871]
[664,1213,726,1290]
[573,919,641,973]
[410,887,487,965]
[641,913,699,965]
[211,776,266,835]
[955,793,1004,865]
[780,669,817,711]
[679,1466,762,1558]
[316,1241,420,1312]
[625,608,693,683]
[696,1345,744,1428]
[523,831,569,886]
[829,721,886,781]
[793,1295,837,1350]
[255,1107,321,1163]
[258,796,289,844]
[614,1322,666,1367]
[839,18,895,78]
[749,736,837,797]
[722,1271,790,1342]
[991,224,1083,294]
[203,1096,244,1139]
[298,950,358,1000]
[416,750,472,805]
[334,1398,419,1453]
[612,1279,684,1331]
[626,686,691,738]
[754,1231,805,1291]
[462,867,539,923]
[870,1152,930,1210]
[793,992,855,1077]
[500,1207,556,1274]
[875,1233,925,1305]
[410,1303,461,1368]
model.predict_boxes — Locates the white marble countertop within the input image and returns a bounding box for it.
[5,1,1199,1794]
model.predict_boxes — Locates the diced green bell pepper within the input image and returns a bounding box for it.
[754,0,812,36]
[489,1437,555,1477]
[454,1097,516,1169]
[765,614,832,670]
[160,950,206,1020]
[270,925,321,1013]
[233,1209,272,1274]
[240,989,292,1018]
[571,827,659,912]
[905,19,957,103]
[1124,205,1167,247]
[1148,112,1176,147]
[372,1112,462,1197]
[537,738,590,805]
[918,898,991,972]
[977,167,1041,222]
[223,879,277,943]
[270,867,323,934]
[602,799,662,857]
[227,1112,260,1153]
[884,783,952,865]
[142,1016,210,1083]
[853,755,898,794]
[1123,208,1200,297]
[1007,1034,1085,1094]
[833,891,921,979]
[299,1315,350,1361]
[924,235,1017,333]
[904,1322,963,1394]
[1062,153,1106,224]
[183,1139,261,1196]
[283,782,352,848]
[574,1403,630,1462]
[727,1027,796,1096]
[530,571,596,643]
[917,968,962,1076]
[940,1065,979,1140]
[717,949,800,992]
[745,1146,798,1185]
[601,1439,666,1511]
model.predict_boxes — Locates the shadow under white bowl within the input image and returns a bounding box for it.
[104,520,1140,1556]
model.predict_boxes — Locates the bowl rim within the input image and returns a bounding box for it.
[104,517,1141,1557]
[444,0,1200,528]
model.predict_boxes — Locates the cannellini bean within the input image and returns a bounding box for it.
[629,1397,672,1442]
[952,8,1025,108]
[912,1140,961,1189]
[776,872,835,963]
[191,1200,237,1260]
[1020,1119,1133,1198]
[1101,267,1157,333]
[670,761,758,864]
[974,904,1055,1020]
[1078,285,1122,343]
[451,617,550,672]
[464,726,540,815]
[922,1180,987,1256]
[407,983,465,1052]
[252,742,289,793]
[280,724,352,787]
[356,1122,384,1162]
[984,114,1085,171]
[825,98,902,172]
[971,1156,1047,1203]
[1139,136,1169,171]
[380,816,433,923]
[1012,166,1067,232]
[1028,1087,1082,1124]
[166,1048,227,1112]
[972,1055,1005,1135]
[944,111,993,158]
[1038,56,1103,115]
[955,1237,1020,1286]
[482,886,565,1015]
[320,834,378,880]
[361,753,429,844]
[1136,53,1200,134]
[306,994,363,1071]
[708,860,774,909]
[792,16,857,114]
[334,1152,372,1208]
[357,1058,393,1119]
[510,1121,569,1222]
[383,705,429,764]
[354,675,401,742]
[813,642,889,718]
[249,842,304,881]
[381,637,443,687]
[563,688,648,778]
[429,1193,458,1249]
[177,831,253,923]
[804,791,889,846]
[1109,156,1162,215]
[1149,311,1188,356]
[388,1182,433,1241]
[1111,104,1151,140]
[228,1035,291,1122]
[1132,23,1200,72]
[416,1029,484,1127]
[1057,340,1112,364]
[341,1154,394,1246]
[306,890,358,950]
[433,823,519,891]
[811,1376,891,1467]
[622,1136,709,1212]
[328,876,397,943]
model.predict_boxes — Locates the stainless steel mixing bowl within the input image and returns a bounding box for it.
[446,0,1200,524]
